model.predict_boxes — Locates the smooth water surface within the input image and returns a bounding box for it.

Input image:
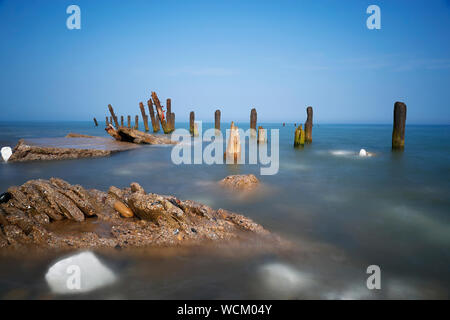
[0,121,449,299]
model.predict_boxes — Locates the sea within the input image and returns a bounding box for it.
[0,121,449,299]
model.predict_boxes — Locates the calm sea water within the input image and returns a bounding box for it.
[0,121,449,299]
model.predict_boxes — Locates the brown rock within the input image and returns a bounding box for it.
[114,201,134,218]
[219,174,260,191]
[0,178,278,250]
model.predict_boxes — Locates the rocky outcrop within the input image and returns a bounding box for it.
[0,178,273,249]
[8,135,139,162]
[219,174,260,191]
[105,125,175,145]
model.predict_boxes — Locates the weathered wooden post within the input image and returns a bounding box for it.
[294,125,305,147]
[305,106,313,143]
[109,116,113,125]
[151,92,170,134]
[190,111,195,135]
[258,126,267,144]
[108,104,119,129]
[166,98,175,132]
[139,102,150,132]
[215,109,221,132]
[147,99,160,132]
[127,115,131,128]
[283,123,285,127]
[225,122,241,163]
[106,116,109,126]
[135,115,139,129]
[120,115,124,127]
[193,123,199,137]
[250,108,257,137]
[392,101,407,150]
[93,118,98,127]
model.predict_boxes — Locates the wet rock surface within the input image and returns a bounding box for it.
[0,178,277,250]
[8,135,139,162]
[105,125,175,145]
[219,174,260,191]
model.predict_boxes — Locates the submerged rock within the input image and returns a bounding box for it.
[0,178,275,249]
[1,147,12,162]
[45,251,116,294]
[219,174,260,191]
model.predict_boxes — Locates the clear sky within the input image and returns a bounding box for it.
[0,0,449,124]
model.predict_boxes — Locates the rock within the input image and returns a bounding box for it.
[114,201,134,218]
[130,182,145,194]
[219,174,260,191]
[65,133,95,138]
[258,263,312,299]
[0,178,275,249]
[105,125,175,145]
[45,251,116,294]
[359,149,367,157]
[1,147,12,162]
[8,136,138,162]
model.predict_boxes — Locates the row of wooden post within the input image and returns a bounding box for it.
[99,99,407,151]
[104,92,175,134]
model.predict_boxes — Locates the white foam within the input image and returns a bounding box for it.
[45,251,116,294]
[1,147,12,162]
[330,150,354,157]
[359,149,367,157]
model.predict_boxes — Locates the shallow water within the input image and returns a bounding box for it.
[0,121,449,299]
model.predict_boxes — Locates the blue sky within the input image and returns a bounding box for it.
[0,0,449,123]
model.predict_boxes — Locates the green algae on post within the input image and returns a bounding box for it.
[294,125,305,148]
[190,111,195,135]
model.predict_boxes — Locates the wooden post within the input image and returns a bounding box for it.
[106,116,109,126]
[109,116,113,125]
[139,102,150,132]
[147,99,160,132]
[108,104,119,129]
[225,122,241,163]
[283,123,285,127]
[120,115,124,127]
[135,115,139,129]
[392,101,407,150]
[166,98,175,132]
[127,115,131,128]
[250,108,257,137]
[151,92,170,134]
[305,106,313,143]
[215,109,221,132]
[294,125,305,147]
[190,111,195,135]
[93,118,98,127]
[258,126,267,144]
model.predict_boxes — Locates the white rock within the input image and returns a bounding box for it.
[1,147,12,162]
[359,149,368,157]
[45,251,116,294]
[259,263,312,298]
